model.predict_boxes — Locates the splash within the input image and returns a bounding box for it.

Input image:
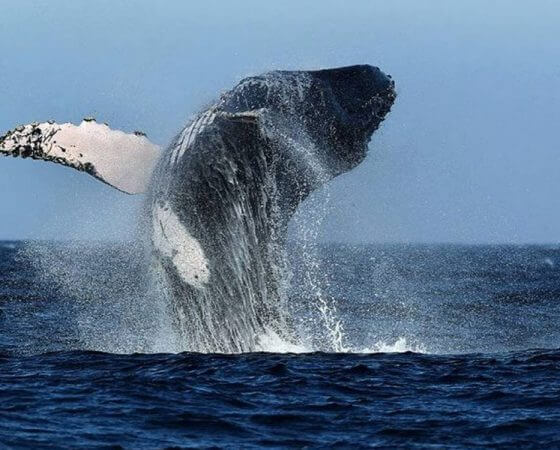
[18,240,182,354]
[289,189,350,353]
[18,239,428,355]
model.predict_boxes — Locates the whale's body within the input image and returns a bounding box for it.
[1,65,396,352]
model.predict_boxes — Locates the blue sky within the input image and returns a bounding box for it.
[1,0,559,242]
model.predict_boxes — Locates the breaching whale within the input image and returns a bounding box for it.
[1,65,396,352]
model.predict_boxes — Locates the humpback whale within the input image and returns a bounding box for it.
[1,65,396,352]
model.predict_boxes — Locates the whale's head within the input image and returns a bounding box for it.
[303,65,396,173]
[219,64,396,176]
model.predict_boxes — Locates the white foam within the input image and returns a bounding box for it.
[254,329,426,355]
[358,337,427,354]
[255,329,311,353]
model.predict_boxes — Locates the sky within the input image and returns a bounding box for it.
[1,0,559,243]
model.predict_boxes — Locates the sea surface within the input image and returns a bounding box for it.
[1,241,560,447]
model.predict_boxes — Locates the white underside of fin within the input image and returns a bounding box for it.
[0,120,161,194]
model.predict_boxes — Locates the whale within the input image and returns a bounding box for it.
[1,65,396,352]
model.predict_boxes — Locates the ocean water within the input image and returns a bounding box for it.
[1,241,560,447]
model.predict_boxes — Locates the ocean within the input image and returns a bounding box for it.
[1,241,560,447]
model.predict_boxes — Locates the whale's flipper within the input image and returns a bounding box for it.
[0,120,161,194]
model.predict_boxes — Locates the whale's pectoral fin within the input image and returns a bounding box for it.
[0,120,161,194]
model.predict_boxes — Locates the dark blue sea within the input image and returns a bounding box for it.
[1,241,560,448]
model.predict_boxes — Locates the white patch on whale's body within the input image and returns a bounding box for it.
[152,202,209,289]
